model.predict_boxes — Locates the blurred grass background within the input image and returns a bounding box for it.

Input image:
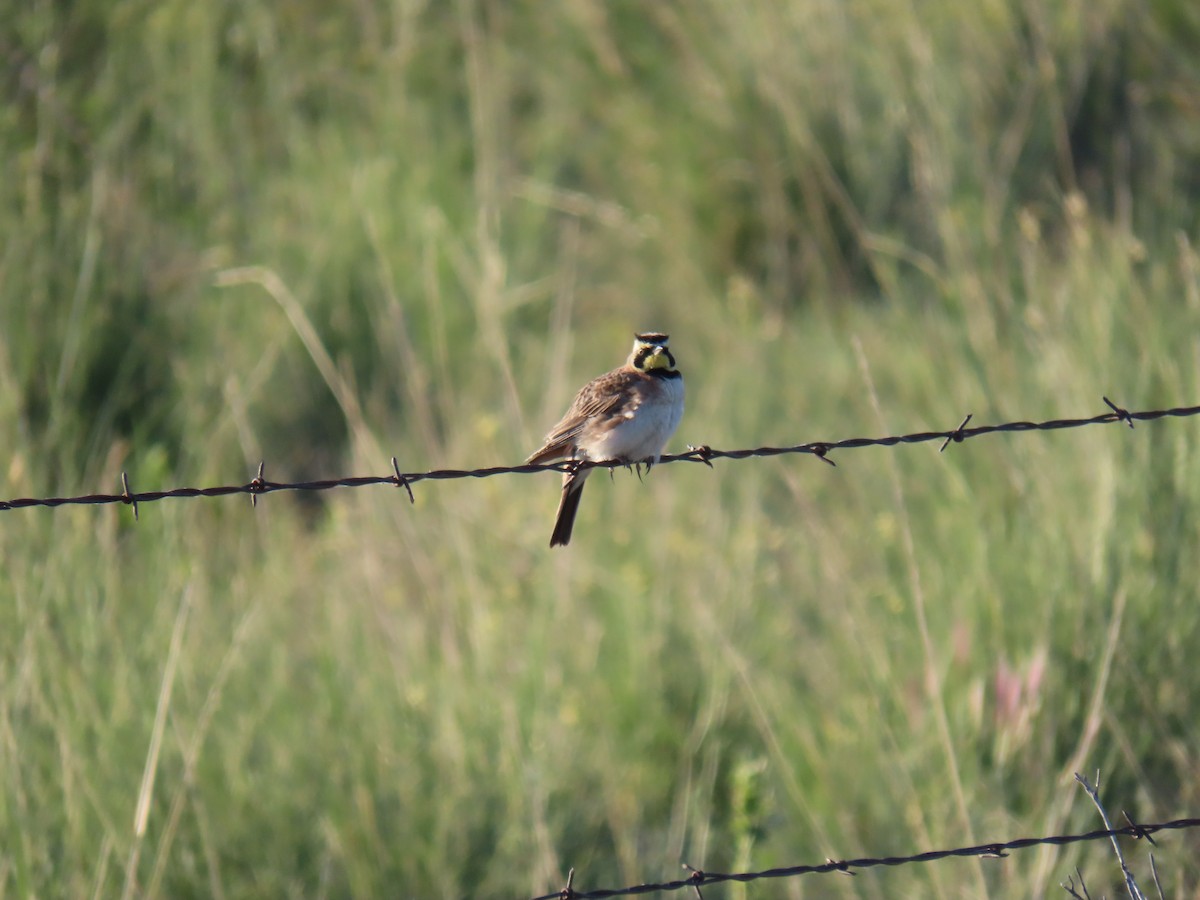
[3,0,1200,896]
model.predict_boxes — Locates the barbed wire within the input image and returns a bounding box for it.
[531,817,1200,900]
[2,398,1198,517]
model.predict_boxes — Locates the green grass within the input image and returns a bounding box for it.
[3,1,1200,897]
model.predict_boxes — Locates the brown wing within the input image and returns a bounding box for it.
[526,368,646,463]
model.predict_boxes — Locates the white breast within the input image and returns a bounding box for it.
[584,375,684,464]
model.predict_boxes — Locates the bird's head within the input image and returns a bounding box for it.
[630,332,676,372]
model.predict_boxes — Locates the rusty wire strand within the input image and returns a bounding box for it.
[3,400,1199,514]
[532,818,1200,900]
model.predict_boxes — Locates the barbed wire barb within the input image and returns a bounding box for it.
[4,400,1200,514]
[390,456,415,503]
[121,471,138,521]
[557,867,575,900]
[684,445,715,469]
[1123,811,1157,846]
[939,413,973,452]
[250,461,266,508]
[1104,396,1135,429]
[681,863,705,899]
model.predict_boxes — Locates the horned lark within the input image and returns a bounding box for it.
[527,332,684,547]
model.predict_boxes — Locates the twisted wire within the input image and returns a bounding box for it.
[532,818,1200,899]
[3,399,1196,514]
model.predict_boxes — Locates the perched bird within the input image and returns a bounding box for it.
[527,332,685,547]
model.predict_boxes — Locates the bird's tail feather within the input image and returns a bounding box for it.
[550,469,589,547]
